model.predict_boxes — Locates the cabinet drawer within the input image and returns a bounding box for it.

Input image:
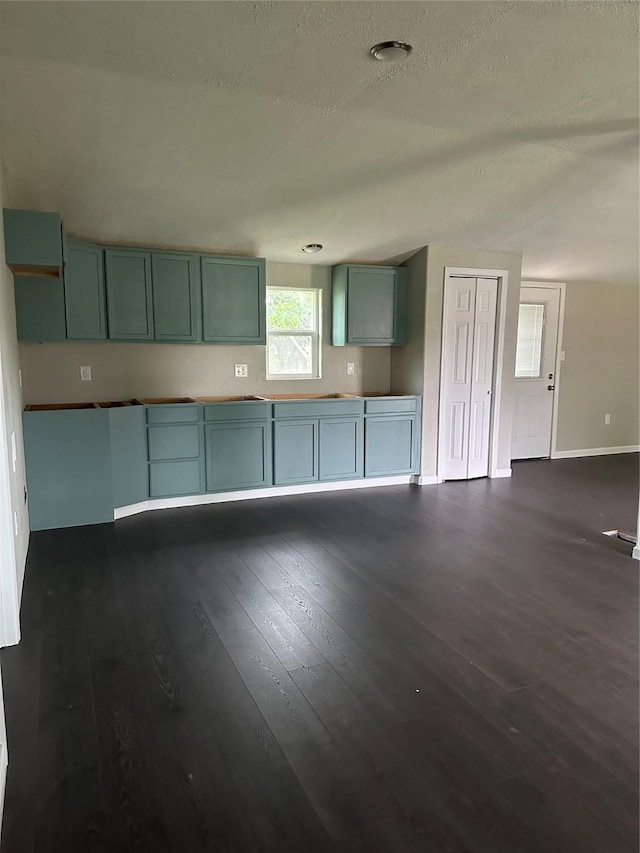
[204,402,271,422]
[149,460,202,497]
[273,399,362,419]
[148,424,201,461]
[364,397,418,415]
[145,404,200,424]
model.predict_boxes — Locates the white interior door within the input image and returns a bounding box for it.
[468,279,498,478]
[439,276,498,480]
[511,285,561,460]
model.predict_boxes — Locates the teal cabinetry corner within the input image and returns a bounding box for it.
[201,256,265,344]
[332,264,408,346]
[23,408,113,531]
[105,248,154,340]
[152,252,200,342]
[64,241,106,340]
[3,208,63,276]
[110,405,148,507]
[15,276,67,342]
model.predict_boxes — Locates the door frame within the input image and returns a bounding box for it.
[520,280,566,460]
[438,267,510,481]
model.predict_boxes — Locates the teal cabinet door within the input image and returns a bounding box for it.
[273,419,318,485]
[3,209,63,276]
[364,415,418,476]
[110,406,148,507]
[205,421,271,491]
[105,249,154,340]
[64,241,106,340]
[332,264,407,346]
[152,252,200,342]
[22,408,113,530]
[14,276,66,341]
[201,256,265,344]
[149,460,203,497]
[318,417,363,481]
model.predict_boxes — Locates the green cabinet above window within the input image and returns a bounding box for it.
[64,241,106,340]
[105,248,154,340]
[332,264,408,346]
[201,256,265,344]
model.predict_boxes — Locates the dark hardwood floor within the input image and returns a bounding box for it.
[2,454,638,852]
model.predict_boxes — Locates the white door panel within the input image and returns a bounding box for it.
[512,286,561,460]
[440,276,498,480]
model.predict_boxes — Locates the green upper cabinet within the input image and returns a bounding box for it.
[64,241,106,340]
[152,252,200,342]
[3,209,64,277]
[14,276,67,342]
[201,256,265,344]
[332,264,408,346]
[105,248,154,340]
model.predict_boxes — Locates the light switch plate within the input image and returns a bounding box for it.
[234,364,248,378]
[80,365,92,381]
[347,362,355,376]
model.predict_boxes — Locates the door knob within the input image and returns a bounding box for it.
[547,384,555,391]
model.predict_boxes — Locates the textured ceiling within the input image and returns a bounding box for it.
[0,1,638,283]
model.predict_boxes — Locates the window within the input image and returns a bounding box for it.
[266,287,322,379]
[515,302,545,378]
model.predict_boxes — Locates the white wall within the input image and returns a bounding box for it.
[19,261,392,404]
[555,280,639,453]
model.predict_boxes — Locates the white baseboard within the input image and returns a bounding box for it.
[412,474,442,485]
[490,467,512,479]
[551,445,640,460]
[632,545,640,561]
[114,475,414,520]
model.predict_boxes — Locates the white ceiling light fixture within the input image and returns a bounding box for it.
[302,243,323,253]
[370,41,413,62]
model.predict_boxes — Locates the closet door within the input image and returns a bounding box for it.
[468,279,498,478]
[439,277,477,480]
[439,276,498,480]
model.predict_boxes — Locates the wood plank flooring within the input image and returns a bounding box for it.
[1,454,638,852]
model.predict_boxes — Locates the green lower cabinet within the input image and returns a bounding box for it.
[15,276,67,341]
[149,460,203,497]
[274,419,318,485]
[23,408,113,530]
[364,415,418,476]
[110,406,148,507]
[318,417,363,481]
[205,421,271,491]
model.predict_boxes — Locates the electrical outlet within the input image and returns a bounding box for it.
[347,362,355,376]
[80,365,92,381]
[18,368,22,388]
[604,413,611,425]
[11,430,16,473]
[234,364,248,378]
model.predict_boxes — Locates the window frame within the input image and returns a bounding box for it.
[266,286,322,381]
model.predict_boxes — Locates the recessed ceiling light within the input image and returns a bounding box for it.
[370,41,413,62]
[302,243,323,253]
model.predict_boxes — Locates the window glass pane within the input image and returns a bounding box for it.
[267,288,315,331]
[268,334,313,375]
[515,303,545,378]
